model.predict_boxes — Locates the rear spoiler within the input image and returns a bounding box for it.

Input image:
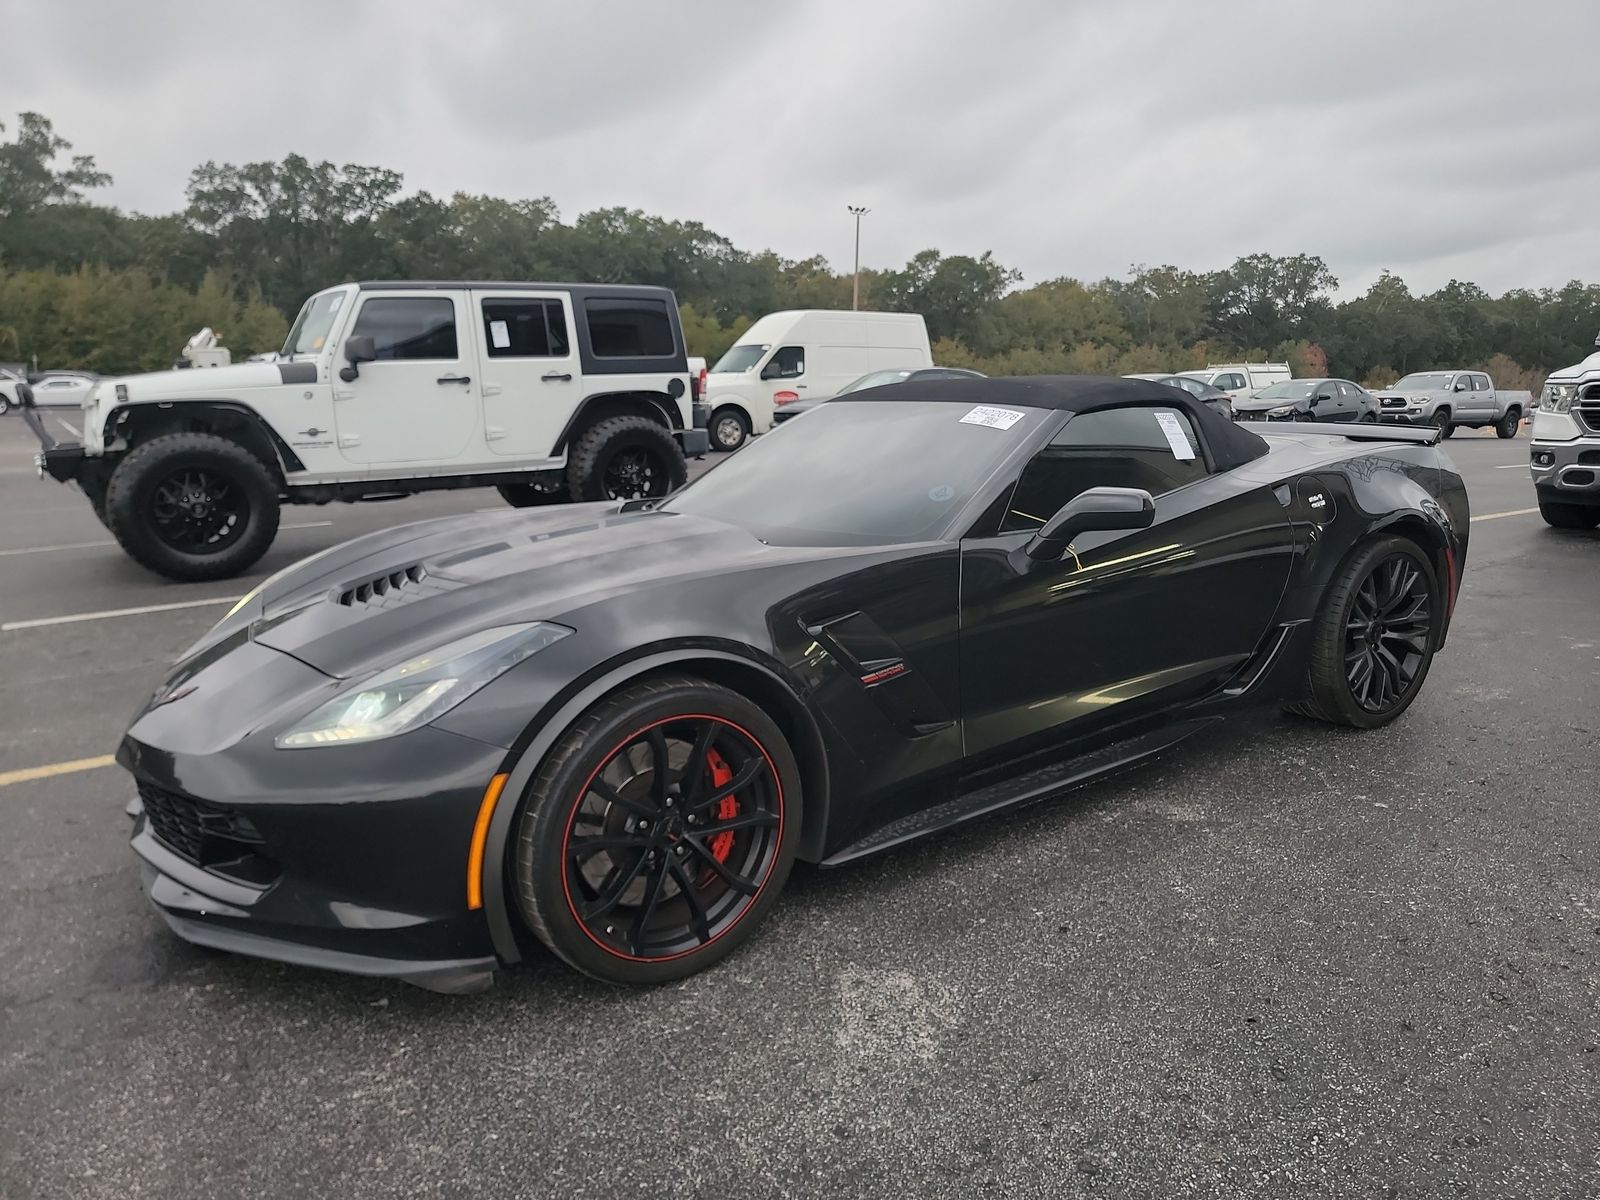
[1261,421,1444,446]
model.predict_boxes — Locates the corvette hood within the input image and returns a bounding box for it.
[244,504,825,678]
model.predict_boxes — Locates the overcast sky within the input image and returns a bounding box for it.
[11,0,1600,298]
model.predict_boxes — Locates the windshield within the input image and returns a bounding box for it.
[1391,373,1453,392]
[711,344,769,373]
[837,370,914,395]
[281,289,350,357]
[1253,381,1318,400]
[662,400,1046,545]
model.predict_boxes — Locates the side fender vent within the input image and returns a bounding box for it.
[337,564,429,608]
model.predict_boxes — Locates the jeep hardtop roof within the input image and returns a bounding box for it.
[354,280,677,299]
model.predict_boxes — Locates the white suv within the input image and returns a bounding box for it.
[28,281,710,581]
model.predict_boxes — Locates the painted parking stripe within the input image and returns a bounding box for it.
[54,417,82,439]
[0,754,117,788]
[1494,464,1527,470]
[1,595,243,632]
[0,520,333,558]
[1471,507,1541,523]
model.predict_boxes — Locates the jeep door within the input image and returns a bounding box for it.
[332,289,479,466]
[473,290,579,462]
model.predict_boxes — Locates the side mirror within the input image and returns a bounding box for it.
[1026,486,1156,562]
[1452,381,1467,392]
[759,361,780,381]
[339,335,377,382]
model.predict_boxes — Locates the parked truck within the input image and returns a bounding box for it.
[1369,370,1530,438]
[1529,332,1600,529]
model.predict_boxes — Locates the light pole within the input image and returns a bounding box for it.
[847,205,870,310]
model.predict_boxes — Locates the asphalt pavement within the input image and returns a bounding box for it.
[1,416,1596,1199]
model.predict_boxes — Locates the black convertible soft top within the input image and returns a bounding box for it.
[842,374,1271,472]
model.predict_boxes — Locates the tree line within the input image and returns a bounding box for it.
[2,111,1595,390]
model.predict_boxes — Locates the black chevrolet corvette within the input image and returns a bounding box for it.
[120,377,1468,991]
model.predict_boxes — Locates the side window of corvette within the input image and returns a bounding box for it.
[1000,407,1211,533]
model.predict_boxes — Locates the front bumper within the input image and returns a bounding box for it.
[20,403,89,483]
[1531,438,1600,505]
[1377,410,1430,425]
[121,662,514,993]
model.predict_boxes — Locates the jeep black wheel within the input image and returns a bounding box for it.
[566,415,687,503]
[104,433,280,582]
[710,407,750,452]
[512,674,800,984]
[1538,498,1600,530]
[1287,535,1440,729]
[1496,410,1521,439]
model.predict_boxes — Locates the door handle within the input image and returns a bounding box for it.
[541,372,572,383]
[437,374,471,385]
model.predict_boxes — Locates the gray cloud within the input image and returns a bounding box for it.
[10,0,1599,296]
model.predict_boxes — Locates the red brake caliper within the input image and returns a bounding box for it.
[703,747,739,872]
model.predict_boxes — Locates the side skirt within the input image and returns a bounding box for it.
[819,716,1217,867]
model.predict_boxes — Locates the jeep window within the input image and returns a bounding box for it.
[584,298,675,358]
[351,298,458,360]
[282,290,348,357]
[482,299,569,358]
[712,344,769,373]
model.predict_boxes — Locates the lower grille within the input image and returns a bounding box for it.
[137,781,264,869]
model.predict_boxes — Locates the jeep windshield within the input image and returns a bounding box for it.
[660,399,1047,546]
[711,345,769,373]
[281,289,351,357]
[1391,373,1453,392]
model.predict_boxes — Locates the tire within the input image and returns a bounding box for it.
[1538,498,1600,530]
[1433,408,1453,438]
[79,478,111,530]
[1286,535,1440,729]
[1359,411,1378,423]
[565,415,687,503]
[710,406,750,452]
[497,480,568,508]
[511,674,802,985]
[1294,410,1316,422]
[0,396,10,416]
[1496,409,1521,439]
[104,433,280,582]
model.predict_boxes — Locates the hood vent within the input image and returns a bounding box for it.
[337,564,434,609]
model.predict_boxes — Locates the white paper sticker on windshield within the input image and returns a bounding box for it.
[959,405,1025,430]
[1154,411,1196,460]
[489,320,511,349]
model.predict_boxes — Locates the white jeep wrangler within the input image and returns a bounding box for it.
[27,281,710,581]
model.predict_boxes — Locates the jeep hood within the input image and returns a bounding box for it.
[219,504,843,678]
[114,361,315,400]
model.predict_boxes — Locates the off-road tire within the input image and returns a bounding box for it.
[511,674,802,985]
[104,433,280,582]
[1496,409,1521,439]
[566,415,686,503]
[1538,498,1600,530]
[1286,535,1440,729]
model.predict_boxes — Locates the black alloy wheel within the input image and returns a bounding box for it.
[566,415,687,503]
[560,715,784,960]
[148,467,248,554]
[512,675,800,984]
[1343,554,1432,714]
[1287,535,1441,728]
[600,445,666,500]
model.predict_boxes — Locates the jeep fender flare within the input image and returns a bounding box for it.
[107,399,305,479]
[549,390,682,457]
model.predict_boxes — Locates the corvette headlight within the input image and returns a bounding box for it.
[1268,405,1295,417]
[275,622,571,748]
[1540,383,1576,413]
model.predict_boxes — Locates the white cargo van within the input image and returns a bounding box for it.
[703,310,932,449]
[1184,362,1291,401]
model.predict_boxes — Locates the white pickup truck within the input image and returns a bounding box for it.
[27,280,710,581]
[1369,370,1530,438]
[1529,333,1600,529]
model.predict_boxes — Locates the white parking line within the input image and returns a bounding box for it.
[1494,464,1528,470]
[1471,507,1541,523]
[0,520,333,558]
[54,417,82,439]
[2,595,243,632]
